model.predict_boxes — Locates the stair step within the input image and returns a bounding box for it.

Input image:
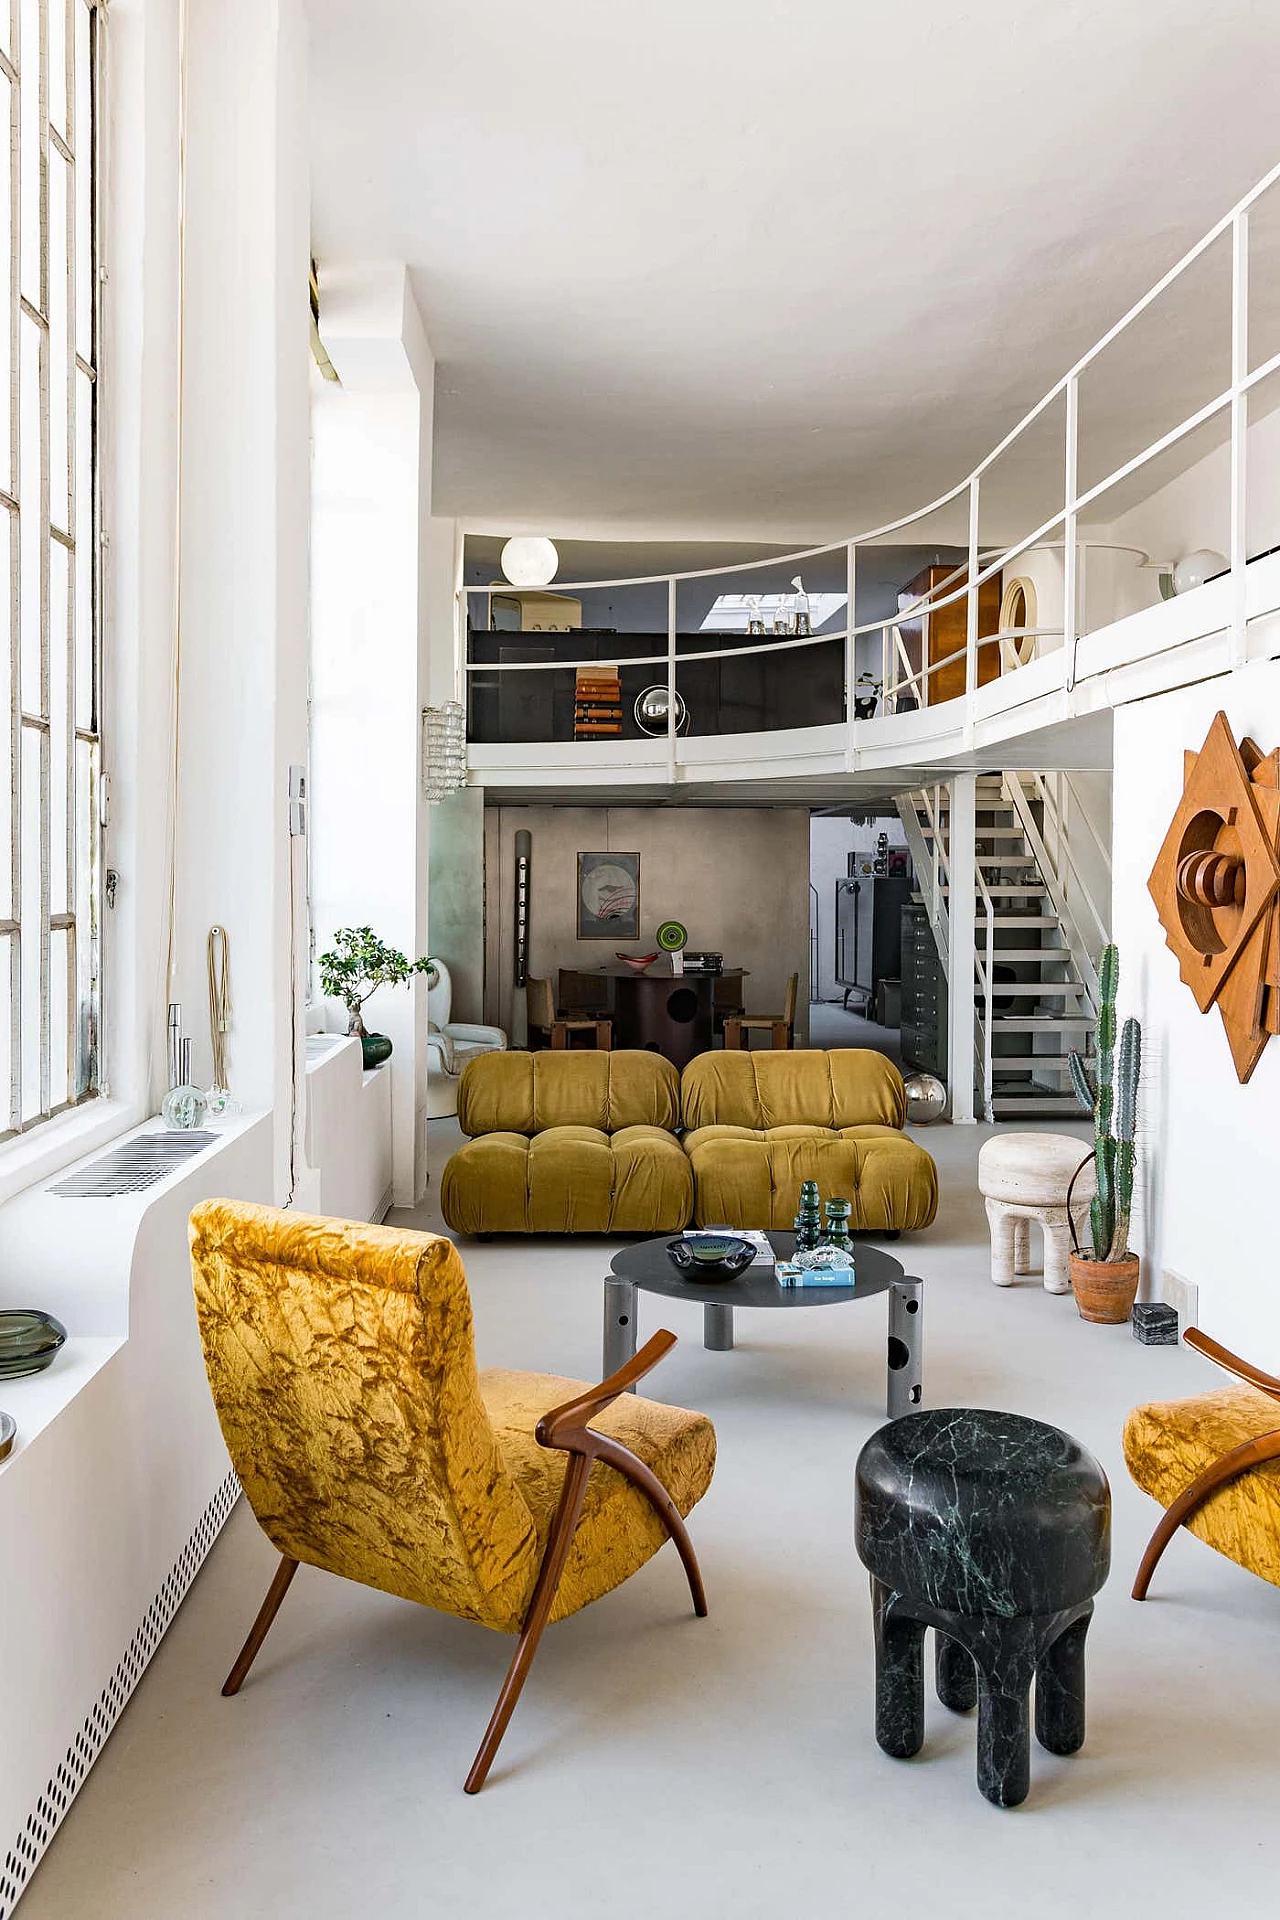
[942,884,1048,897]
[979,982,1086,996]
[991,915,1058,927]
[990,1094,1088,1115]
[977,854,1036,866]
[990,1015,1091,1029]
[983,948,1070,962]
[987,1054,1074,1067]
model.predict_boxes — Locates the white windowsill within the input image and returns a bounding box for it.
[0,1097,147,1211]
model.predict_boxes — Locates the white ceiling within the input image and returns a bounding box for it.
[307,0,1280,543]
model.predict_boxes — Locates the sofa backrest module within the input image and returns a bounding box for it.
[457,1048,682,1137]
[681,1048,907,1132]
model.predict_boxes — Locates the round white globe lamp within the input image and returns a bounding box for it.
[500,536,559,588]
[1171,548,1227,595]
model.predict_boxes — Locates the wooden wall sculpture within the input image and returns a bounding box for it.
[1148,711,1280,1083]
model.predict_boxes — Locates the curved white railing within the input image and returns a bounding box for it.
[460,159,1280,777]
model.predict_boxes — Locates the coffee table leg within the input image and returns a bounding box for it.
[886,1278,924,1418]
[604,1276,638,1386]
[704,1303,734,1351]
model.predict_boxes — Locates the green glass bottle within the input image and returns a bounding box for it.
[821,1196,855,1255]
[793,1179,823,1251]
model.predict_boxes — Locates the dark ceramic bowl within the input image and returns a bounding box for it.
[666,1235,757,1281]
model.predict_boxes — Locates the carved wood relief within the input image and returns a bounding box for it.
[1147,711,1280,1084]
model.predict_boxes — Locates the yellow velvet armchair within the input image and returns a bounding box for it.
[1125,1326,1280,1598]
[189,1200,716,1792]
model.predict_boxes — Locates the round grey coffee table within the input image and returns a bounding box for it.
[605,1231,924,1417]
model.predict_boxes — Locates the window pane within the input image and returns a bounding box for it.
[2,0,97,1136]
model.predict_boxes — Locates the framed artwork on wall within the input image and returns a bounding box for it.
[577,851,640,940]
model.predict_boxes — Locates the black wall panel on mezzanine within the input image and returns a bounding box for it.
[466,628,846,743]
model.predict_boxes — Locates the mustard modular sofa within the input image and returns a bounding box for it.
[440,1046,937,1238]
[681,1049,938,1233]
[441,1049,694,1234]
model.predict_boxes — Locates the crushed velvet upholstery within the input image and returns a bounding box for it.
[190,1201,716,1632]
[457,1048,681,1136]
[443,1050,692,1235]
[681,1050,938,1232]
[1123,1385,1280,1590]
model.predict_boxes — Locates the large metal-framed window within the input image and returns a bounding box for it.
[1,0,103,1139]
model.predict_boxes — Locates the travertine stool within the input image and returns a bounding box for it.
[978,1132,1095,1294]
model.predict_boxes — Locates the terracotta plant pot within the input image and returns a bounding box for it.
[1069,1251,1141,1325]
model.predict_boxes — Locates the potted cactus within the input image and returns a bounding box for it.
[1066,943,1142,1323]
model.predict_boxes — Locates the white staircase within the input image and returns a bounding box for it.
[897,774,1110,1120]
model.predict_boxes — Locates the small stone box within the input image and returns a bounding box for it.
[1131,1301,1179,1346]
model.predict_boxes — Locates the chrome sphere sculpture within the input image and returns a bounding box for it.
[903,1072,947,1125]
[634,686,689,734]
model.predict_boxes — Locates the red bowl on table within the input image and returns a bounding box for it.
[616,952,659,974]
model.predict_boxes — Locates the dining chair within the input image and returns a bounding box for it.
[527,974,612,1050]
[723,970,800,1050]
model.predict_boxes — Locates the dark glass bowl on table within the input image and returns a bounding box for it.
[665,1234,757,1280]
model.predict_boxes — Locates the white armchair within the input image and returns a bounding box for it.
[426,958,506,1117]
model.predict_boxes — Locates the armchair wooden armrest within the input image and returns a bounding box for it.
[1131,1323,1280,1603]
[1184,1326,1280,1402]
[466,1327,707,1793]
[537,1330,676,1447]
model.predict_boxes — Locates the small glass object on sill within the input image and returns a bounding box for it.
[0,1410,15,1459]
[162,1038,209,1130]
[0,1309,67,1379]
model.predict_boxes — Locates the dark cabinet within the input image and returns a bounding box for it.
[900,902,948,1076]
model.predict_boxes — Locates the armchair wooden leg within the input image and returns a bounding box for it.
[724,1018,744,1050]
[222,1555,299,1696]
[588,1430,708,1617]
[1132,1427,1280,1599]
[465,1454,591,1794]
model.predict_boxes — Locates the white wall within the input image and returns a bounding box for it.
[1111,643,1280,1366]
[310,268,436,1206]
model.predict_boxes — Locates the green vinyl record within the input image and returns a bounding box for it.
[656,920,688,952]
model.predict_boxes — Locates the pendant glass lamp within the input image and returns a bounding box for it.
[500,536,559,588]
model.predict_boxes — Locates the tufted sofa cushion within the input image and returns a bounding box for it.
[680,1047,907,1132]
[441,1123,694,1235]
[681,1050,937,1232]
[458,1048,681,1137]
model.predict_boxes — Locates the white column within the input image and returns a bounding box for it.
[311,265,436,1206]
[170,0,313,1203]
[947,773,977,1123]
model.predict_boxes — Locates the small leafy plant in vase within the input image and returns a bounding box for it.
[317,926,434,1069]
[1067,942,1142,1323]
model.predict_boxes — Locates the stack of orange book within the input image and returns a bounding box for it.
[574,666,622,737]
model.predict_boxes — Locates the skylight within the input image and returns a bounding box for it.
[699,592,848,632]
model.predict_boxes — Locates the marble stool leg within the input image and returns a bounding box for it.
[1035,1608,1092,1756]
[1013,1215,1033,1275]
[935,1633,978,1713]
[871,1581,926,1760]
[973,1622,1037,1808]
[985,1198,1017,1287]
[1041,1217,1074,1295]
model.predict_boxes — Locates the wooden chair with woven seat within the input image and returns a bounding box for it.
[527,974,611,1050]
[723,970,800,1050]
[190,1200,714,1794]
[1126,1326,1280,1600]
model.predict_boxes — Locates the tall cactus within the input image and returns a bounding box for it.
[1069,943,1141,1262]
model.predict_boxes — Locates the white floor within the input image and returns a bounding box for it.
[18,1121,1280,1919]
